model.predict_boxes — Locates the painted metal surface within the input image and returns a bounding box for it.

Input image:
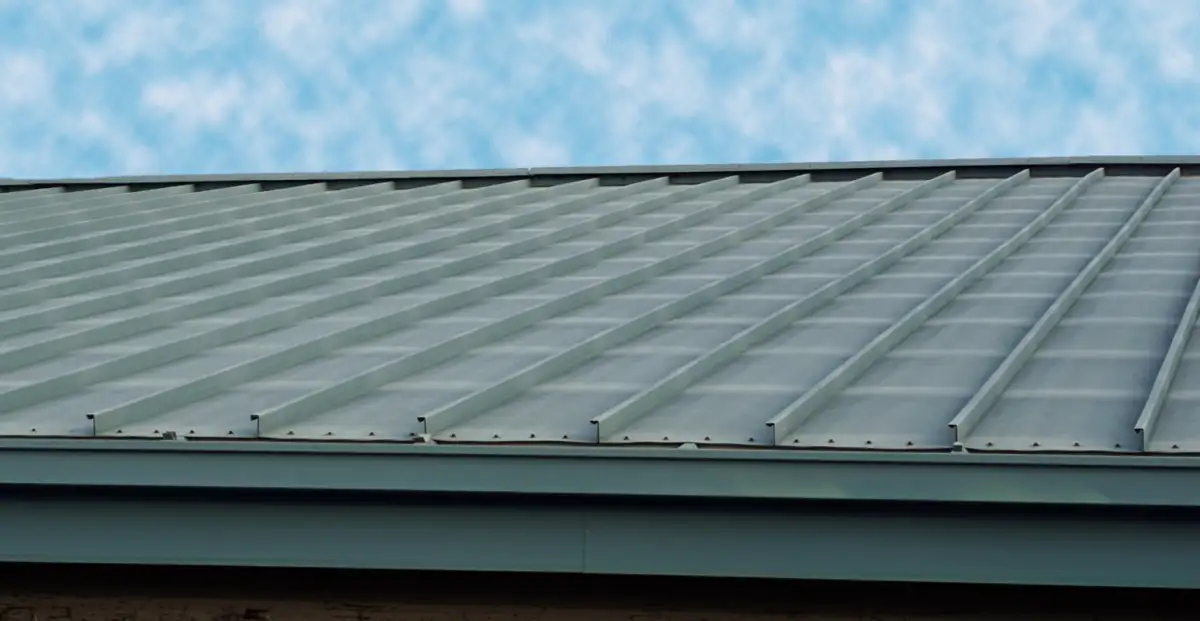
[3,490,1199,588]
[3,162,1200,454]
[4,440,1200,507]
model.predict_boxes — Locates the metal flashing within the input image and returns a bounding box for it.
[6,156,1200,192]
[3,440,1200,508]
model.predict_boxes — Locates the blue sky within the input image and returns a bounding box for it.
[0,0,1197,178]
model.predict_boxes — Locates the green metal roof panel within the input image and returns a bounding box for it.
[2,160,1200,454]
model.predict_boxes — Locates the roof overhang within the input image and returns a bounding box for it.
[3,441,1200,589]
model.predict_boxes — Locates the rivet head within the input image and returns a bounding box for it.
[704,436,711,441]
[492,434,500,439]
[827,438,835,444]
[793,439,800,444]
[865,440,873,445]
[906,441,914,446]
[1073,441,1081,447]
[529,433,536,439]
[1031,442,1040,447]
[662,436,669,441]
[450,433,457,438]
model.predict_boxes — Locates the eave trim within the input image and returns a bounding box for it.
[2,440,1199,507]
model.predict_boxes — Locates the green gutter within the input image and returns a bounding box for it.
[2,440,1199,507]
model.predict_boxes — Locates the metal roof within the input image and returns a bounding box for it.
[3,158,1200,454]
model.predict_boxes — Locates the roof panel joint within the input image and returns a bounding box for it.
[591,172,961,442]
[950,168,1180,449]
[764,169,1034,445]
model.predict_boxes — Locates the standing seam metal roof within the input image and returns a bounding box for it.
[2,159,1200,454]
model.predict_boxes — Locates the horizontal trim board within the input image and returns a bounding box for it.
[4,156,1200,190]
[1,493,1197,588]
[3,441,1200,507]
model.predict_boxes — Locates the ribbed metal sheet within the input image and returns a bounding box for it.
[2,166,1200,453]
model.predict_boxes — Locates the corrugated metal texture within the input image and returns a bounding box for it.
[2,165,1200,454]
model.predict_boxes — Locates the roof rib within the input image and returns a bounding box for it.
[0,184,204,243]
[0,180,532,376]
[249,172,834,438]
[1,181,569,421]
[590,169,1032,443]
[0,185,66,200]
[1137,212,1200,451]
[0,185,116,214]
[82,176,693,436]
[0,180,483,328]
[0,182,426,311]
[245,175,774,438]
[950,168,1180,449]
[416,173,896,439]
[0,182,231,240]
[764,170,1033,445]
[3,157,1199,454]
[0,182,325,275]
[588,172,972,442]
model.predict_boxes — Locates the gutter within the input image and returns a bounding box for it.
[2,440,1200,508]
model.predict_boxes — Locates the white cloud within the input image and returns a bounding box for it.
[141,75,245,129]
[447,0,486,20]
[0,52,50,106]
[0,0,1197,178]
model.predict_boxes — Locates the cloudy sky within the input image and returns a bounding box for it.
[0,0,1197,179]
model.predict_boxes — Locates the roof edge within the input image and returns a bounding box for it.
[5,155,1200,187]
[3,440,1199,508]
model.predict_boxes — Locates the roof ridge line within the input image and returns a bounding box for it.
[4,155,1200,186]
